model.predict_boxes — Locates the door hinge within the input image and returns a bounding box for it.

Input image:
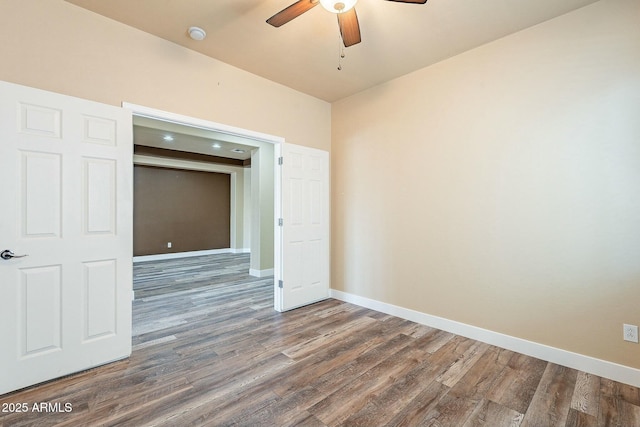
[278,156,283,165]
[278,218,283,226]
[278,280,283,288]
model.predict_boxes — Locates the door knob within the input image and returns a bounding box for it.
[1,250,28,260]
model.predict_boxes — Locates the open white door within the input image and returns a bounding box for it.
[275,142,329,312]
[0,81,133,394]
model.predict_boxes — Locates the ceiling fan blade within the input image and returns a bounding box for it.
[337,8,361,47]
[386,0,427,3]
[267,0,319,27]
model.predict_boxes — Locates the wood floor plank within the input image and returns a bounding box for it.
[427,395,481,427]
[486,352,548,414]
[404,322,439,339]
[308,344,427,425]
[436,341,491,387]
[152,382,281,426]
[520,363,578,427]
[571,371,601,418]
[386,380,451,427]
[233,386,325,427]
[427,346,515,427]
[565,408,599,427]
[600,377,640,406]
[413,328,456,354]
[598,380,640,427]
[282,315,378,360]
[311,332,416,396]
[447,346,514,399]
[1,253,638,427]
[270,325,390,397]
[339,352,449,426]
[462,399,524,427]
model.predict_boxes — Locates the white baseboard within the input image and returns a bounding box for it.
[231,248,251,254]
[134,248,233,263]
[330,289,640,388]
[249,268,274,278]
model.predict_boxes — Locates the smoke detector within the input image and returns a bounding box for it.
[188,27,206,41]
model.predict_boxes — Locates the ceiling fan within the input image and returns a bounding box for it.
[267,0,427,48]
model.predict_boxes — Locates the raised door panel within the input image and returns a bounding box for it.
[83,260,117,341]
[83,158,117,235]
[19,103,62,138]
[21,152,62,238]
[83,115,117,146]
[19,266,62,357]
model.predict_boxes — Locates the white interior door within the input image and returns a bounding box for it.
[0,81,133,395]
[275,142,329,312]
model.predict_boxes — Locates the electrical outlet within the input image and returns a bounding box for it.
[623,324,638,343]
[167,242,172,248]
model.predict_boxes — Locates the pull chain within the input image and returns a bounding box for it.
[337,32,345,71]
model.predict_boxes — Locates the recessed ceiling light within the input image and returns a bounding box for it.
[188,26,206,41]
[212,143,221,149]
[163,135,174,142]
[231,148,246,153]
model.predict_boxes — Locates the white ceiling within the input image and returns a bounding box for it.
[65,0,600,102]
[133,117,257,160]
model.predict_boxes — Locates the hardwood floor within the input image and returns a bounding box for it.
[1,253,639,426]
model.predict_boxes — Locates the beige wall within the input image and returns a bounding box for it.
[0,0,329,275]
[0,0,330,152]
[332,0,640,369]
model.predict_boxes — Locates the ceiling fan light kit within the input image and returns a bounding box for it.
[266,0,427,49]
[319,0,358,13]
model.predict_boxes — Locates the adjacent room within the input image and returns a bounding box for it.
[131,118,256,298]
[0,0,639,425]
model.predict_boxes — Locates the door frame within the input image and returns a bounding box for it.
[123,102,285,308]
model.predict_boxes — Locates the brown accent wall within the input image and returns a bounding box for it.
[134,165,231,256]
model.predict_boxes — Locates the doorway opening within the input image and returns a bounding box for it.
[124,103,283,309]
